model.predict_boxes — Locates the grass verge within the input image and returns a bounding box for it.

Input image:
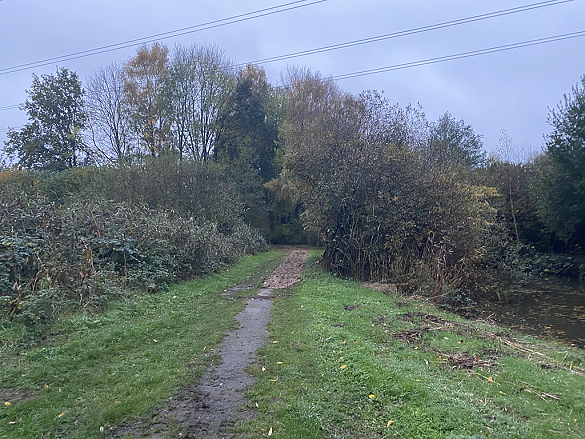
[241,251,585,439]
[0,249,285,439]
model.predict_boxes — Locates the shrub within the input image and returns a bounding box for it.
[0,195,266,339]
[278,74,496,296]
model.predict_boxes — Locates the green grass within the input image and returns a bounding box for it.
[240,251,585,439]
[0,249,285,439]
[2,249,583,438]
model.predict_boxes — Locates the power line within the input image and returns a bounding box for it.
[0,125,23,133]
[0,104,20,111]
[242,0,576,66]
[332,30,585,81]
[1,3,582,132]
[0,0,575,112]
[0,0,327,76]
[2,32,583,135]
[0,0,573,79]
[3,27,583,128]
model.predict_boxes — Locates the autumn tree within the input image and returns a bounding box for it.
[5,67,87,170]
[123,43,170,156]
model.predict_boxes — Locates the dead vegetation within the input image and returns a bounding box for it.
[497,337,585,376]
[440,352,495,370]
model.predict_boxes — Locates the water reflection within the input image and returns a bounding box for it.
[477,277,585,348]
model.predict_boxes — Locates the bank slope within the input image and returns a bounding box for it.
[243,251,584,439]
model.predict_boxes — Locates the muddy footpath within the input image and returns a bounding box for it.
[114,249,308,439]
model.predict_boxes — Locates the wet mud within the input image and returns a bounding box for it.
[114,249,308,438]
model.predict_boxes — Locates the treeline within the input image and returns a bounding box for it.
[273,70,585,296]
[2,42,585,335]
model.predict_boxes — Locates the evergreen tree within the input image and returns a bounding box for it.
[215,65,280,231]
[541,75,585,247]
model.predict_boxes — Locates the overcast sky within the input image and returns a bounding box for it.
[1,0,584,159]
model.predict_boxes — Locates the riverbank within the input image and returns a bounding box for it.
[240,251,584,438]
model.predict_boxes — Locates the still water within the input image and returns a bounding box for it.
[476,277,585,348]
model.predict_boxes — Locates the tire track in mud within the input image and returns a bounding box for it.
[114,249,308,439]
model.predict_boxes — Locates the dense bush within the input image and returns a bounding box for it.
[0,155,244,231]
[491,241,580,278]
[478,158,554,250]
[278,73,496,299]
[0,191,266,338]
[85,155,245,231]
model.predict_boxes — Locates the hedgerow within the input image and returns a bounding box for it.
[0,167,267,341]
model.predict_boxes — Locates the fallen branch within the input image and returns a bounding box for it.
[497,338,585,376]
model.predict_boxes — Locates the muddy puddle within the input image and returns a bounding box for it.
[477,277,585,348]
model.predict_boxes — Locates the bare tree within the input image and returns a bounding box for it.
[495,127,520,241]
[195,45,235,161]
[85,62,134,162]
[161,45,201,160]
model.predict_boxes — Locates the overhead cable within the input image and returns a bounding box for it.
[0,104,20,111]
[1,28,582,134]
[0,0,327,76]
[0,0,576,111]
[242,0,577,66]
[332,30,585,80]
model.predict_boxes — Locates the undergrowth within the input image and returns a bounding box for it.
[1,196,268,343]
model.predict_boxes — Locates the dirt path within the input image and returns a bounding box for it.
[114,249,308,439]
[261,249,309,289]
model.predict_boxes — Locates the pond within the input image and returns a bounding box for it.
[474,277,585,348]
